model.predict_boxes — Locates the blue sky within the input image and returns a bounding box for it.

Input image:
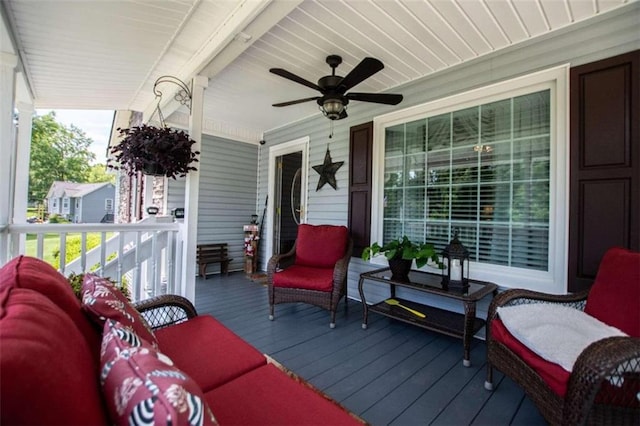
[36,109,114,165]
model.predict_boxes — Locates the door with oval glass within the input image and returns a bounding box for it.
[273,151,302,254]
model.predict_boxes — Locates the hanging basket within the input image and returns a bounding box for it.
[107,124,199,179]
[142,163,166,177]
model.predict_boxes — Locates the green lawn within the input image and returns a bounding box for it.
[25,233,60,266]
[25,232,115,269]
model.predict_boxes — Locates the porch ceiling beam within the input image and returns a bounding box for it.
[143,0,303,123]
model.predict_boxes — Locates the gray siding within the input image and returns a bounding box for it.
[260,5,640,312]
[79,185,115,223]
[167,133,259,273]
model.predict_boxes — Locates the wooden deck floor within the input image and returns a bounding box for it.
[194,272,546,426]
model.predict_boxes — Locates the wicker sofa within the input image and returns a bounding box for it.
[0,255,361,425]
[485,247,640,425]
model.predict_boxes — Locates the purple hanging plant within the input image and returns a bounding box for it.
[108,124,200,179]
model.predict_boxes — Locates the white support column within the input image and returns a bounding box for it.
[12,101,34,254]
[179,75,208,302]
[0,52,17,263]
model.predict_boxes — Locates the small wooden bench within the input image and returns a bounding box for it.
[196,243,232,278]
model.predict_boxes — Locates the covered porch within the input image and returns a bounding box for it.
[195,271,545,425]
[1,1,639,423]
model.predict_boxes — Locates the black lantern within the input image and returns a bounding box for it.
[441,230,470,290]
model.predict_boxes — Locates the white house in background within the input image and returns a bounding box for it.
[45,181,115,223]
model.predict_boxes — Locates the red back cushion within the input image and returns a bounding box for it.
[295,224,349,268]
[0,287,108,424]
[585,247,640,337]
[0,255,101,356]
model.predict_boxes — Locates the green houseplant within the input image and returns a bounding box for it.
[108,124,199,179]
[362,236,441,280]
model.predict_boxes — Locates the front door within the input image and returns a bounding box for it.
[274,151,302,254]
[266,137,309,264]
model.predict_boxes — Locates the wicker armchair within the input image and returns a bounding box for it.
[485,247,640,425]
[267,224,353,328]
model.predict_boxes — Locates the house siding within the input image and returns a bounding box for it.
[260,6,640,308]
[79,185,115,223]
[167,133,259,274]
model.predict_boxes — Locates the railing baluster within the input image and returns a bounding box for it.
[36,233,44,259]
[134,231,142,301]
[99,231,107,277]
[80,232,87,272]
[117,231,124,286]
[59,233,67,274]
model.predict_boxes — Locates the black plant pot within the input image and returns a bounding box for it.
[388,258,413,282]
[142,163,166,177]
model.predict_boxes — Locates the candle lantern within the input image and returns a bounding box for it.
[441,230,470,290]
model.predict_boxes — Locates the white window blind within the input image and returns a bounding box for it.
[382,90,551,271]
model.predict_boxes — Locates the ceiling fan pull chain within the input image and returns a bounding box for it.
[329,120,334,139]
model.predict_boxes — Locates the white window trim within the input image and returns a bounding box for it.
[372,65,569,294]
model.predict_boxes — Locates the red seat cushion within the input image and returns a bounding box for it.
[295,224,348,268]
[491,318,570,396]
[0,255,101,355]
[205,364,362,425]
[585,247,640,337]
[0,287,108,424]
[155,315,266,392]
[273,265,335,292]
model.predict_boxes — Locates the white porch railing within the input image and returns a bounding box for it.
[2,219,183,302]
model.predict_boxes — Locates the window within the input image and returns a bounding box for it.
[62,197,69,212]
[372,67,568,292]
[105,198,113,212]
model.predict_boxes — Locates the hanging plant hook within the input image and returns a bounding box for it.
[151,76,192,127]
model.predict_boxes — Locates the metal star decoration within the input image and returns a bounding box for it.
[312,147,344,191]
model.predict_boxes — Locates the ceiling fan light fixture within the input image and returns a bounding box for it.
[321,99,344,120]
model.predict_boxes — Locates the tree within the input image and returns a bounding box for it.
[86,164,116,184]
[29,112,96,202]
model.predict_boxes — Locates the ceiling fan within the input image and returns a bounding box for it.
[270,55,403,120]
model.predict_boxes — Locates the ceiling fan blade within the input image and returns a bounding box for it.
[270,68,322,92]
[339,57,384,91]
[346,92,403,105]
[338,109,348,120]
[272,96,320,107]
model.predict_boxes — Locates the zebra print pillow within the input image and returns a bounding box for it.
[100,319,218,426]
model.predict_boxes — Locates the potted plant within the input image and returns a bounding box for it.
[108,124,199,179]
[362,236,441,281]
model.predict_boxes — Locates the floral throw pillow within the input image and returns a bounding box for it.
[101,319,217,426]
[81,273,158,348]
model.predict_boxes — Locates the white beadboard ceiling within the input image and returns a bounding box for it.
[3,0,636,142]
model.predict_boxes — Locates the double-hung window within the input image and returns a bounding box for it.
[372,67,568,292]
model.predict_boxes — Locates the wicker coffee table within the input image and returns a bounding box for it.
[358,267,498,367]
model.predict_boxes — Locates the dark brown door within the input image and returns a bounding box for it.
[348,121,373,257]
[568,50,640,292]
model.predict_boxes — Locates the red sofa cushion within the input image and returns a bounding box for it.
[101,319,217,425]
[491,318,569,397]
[0,255,101,355]
[155,315,266,392]
[273,264,335,292]
[0,287,108,424]
[295,224,348,268]
[82,273,159,347]
[205,364,361,425]
[585,247,640,337]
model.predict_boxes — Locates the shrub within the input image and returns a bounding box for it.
[67,272,131,301]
